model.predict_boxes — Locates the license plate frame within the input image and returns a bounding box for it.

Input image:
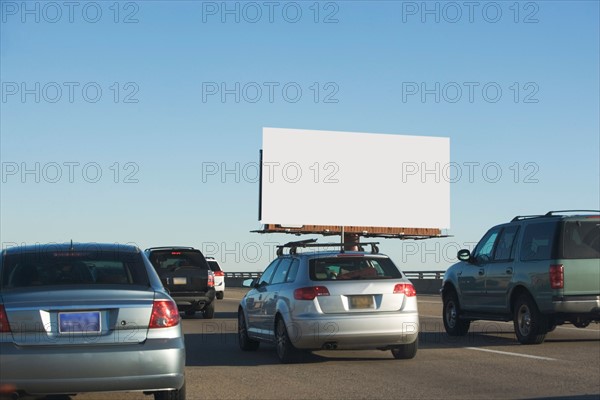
[349,295,374,309]
[173,277,187,285]
[58,311,101,334]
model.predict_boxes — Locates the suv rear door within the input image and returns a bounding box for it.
[147,249,210,296]
[558,218,600,295]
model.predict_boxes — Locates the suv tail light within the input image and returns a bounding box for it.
[208,272,215,287]
[149,300,180,328]
[214,271,225,277]
[294,286,330,300]
[0,305,11,333]
[549,264,564,289]
[393,283,417,297]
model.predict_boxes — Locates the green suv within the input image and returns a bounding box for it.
[441,210,600,344]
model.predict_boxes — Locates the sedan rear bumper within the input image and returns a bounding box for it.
[287,312,419,350]
[0,337,185,395]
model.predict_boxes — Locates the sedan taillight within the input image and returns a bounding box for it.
[393,283,417,297]
[0,305,11,333]
[149,300,180,328]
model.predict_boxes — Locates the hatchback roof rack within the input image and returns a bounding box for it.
[276,239,380,256]
[544,210,600,216]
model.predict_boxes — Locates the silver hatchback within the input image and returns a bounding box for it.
[0,243,186,399]
[238,242,419,363]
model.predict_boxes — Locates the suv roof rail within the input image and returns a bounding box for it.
[511,214,545,222]
[145,246,197,251]
[544,210,600,216]
[276,239,380,256]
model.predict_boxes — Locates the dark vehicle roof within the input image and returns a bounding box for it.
[145,247,199,252]
[2,243,141,256]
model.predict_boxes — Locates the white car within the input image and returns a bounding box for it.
[206,257,225,299]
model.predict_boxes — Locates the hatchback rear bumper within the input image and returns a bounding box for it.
[287,312,419,350]
[0,337,185,395]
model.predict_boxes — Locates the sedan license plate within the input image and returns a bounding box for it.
[59,311,101,334]
[349,295,374,309]
[173,277,187,285]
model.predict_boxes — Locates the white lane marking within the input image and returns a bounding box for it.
[465,347,557,361]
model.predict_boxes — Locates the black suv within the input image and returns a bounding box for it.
[145,246,216,318]
[441,210,600,344]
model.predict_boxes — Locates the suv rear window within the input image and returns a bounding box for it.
[520,222,559,261]
[561,220,600,259]
[309,257,402,281]
[1,251,149,289]
[149,250,209,272]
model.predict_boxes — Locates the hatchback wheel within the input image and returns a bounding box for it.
[513,294,547,344]
[391,338,418,360]
[154,381,186,400]
[443,291,470,336]
[238,310,259,351]
[275,318,300,363]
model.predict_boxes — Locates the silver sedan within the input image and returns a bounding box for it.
[0,243,186,399]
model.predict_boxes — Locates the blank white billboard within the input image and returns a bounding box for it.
[260,128,450,229]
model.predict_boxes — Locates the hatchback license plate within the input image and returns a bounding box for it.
[59,311,101,334]
[349,295,374,309]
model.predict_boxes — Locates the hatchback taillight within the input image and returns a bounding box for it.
[549,264,564,289]
[294,286,330,300]
[214,271,225,277]
[393,283,417,297]
[0,305,11,333]
[149,300,180,328]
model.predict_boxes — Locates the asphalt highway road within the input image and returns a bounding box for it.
[65,288,600,399]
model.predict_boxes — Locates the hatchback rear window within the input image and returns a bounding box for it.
[309,257,402,281]
[561,220,600,259]
[1,251,149,289]
[207,260,222,272]
[149,251,209,271]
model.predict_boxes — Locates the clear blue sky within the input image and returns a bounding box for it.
[1,0,598,271]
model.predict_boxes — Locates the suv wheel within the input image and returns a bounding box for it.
[275,318,300,363]
[443,290,470,336]
[238,310,260,351]
[513,294,547,344]
[202,302,215,319]
[391,338,418,360]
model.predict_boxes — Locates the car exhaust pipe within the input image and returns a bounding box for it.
[322,342,338,350]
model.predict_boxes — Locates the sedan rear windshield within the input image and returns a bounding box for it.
[561,220,600,259]
[1,251,149,289]
[149,251,209,271]
[309,257,402,281]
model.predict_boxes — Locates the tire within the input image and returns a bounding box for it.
[275,317,300,363]
[443,290,470,336]
[238,310,259,351]
[513,294,547,344]
[154,382,186,400]
[202,302,215,319]
[216,291,224,300]
[391,338,418,360]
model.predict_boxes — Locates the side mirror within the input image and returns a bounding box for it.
[242,278,256,288]
[457,249,472,262]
